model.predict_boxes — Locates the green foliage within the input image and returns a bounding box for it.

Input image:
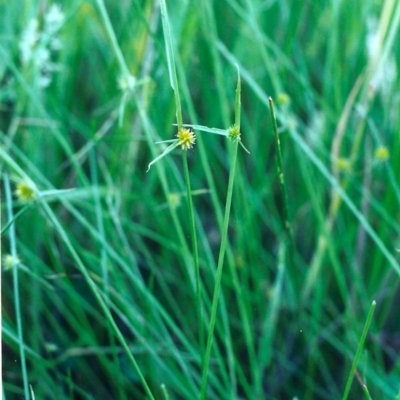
[1,0,400,399]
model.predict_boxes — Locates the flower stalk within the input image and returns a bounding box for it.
[200,67,242,399]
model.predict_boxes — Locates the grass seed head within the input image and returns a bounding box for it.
[374,146,389,161]
[335,158,351,173]
[3,254,21,270]
[227,124,241,142]
[15,182,36,203]
[177,128,195,150]
[277,93,291,105]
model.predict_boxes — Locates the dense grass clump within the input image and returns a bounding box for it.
[1,0,400,399]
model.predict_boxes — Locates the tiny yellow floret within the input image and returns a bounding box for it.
[15,182,36,203]
[3,254,21,270]
[177,128,195,150]
[168,193,181,208]
[336,158,350,172]
[277,93,290,105]
[227,125,241,142]
[374,146,389,161]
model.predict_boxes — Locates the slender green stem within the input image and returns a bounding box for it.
[258,243,286,372]
[159,0,183,129]
[1,204,33,235]
[341,300,376,400]
[4,173,30,400]
[94,0,131,80]
[135,98,196,292]
[159,0,202,370]
[90,150,109,297]
[177,71,240,396]
[182,151,204,360]
[361,382,372,400]
[268,97,294,251]
[234,66,241,128]
[200,139,239,399]
[159,0,201,362]
[161,384,170,400]
[268,97,296,307]
[29,385,35,400]
[94,0,134,126]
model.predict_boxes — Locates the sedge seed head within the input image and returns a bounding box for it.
[277,93,290,105]
[227,125,241,142]
[374,146,389,161]
[15,182,36,203]
[3,254,21,270]
[335,158,350,172]
[177,128,195,150]
[168,193,181,208]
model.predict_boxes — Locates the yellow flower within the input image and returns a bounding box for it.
[227,125,241,142]
[277,93,290,105]
[374,146,389,161]
[147,128,196,171]
[177,128,195,150]
[335,158,350,172]
[15,182,36,203]
[168,193,181,208]
[3,254,21,270]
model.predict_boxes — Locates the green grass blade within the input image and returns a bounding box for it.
[161,384,170,400]
[258,243,286,370]
[4,173,30,400]
[181,150,204,363]
[342,301,376,400]
[94,0,131,79]
[180,124,228,136]
[159,0,183,129]
[200,139,239,400]
[234,65,241,128]
[200,70,242,399]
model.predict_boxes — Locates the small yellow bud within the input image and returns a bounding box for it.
[3,254,21,270]
[336,158,350,172]
[227,125,241,142]
[168,193,181,208]
[15,182,36,203]
[277,93,290,105]
[374,146,389,162]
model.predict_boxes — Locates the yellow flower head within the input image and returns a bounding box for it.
[277,93,291,105]
[335,158,350,172]
[227,125,241,142]
[168,193,181,208]
[177,128,195,150]
[15,182,36,203]
[3,254,21,270]
[374,146,389,162]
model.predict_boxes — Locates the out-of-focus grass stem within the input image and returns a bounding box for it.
[4,173,30,400]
